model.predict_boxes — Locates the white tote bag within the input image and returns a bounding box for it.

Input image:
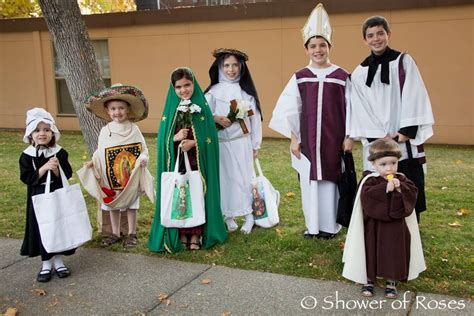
[252,158,280,228]
[32,166,92,253]
[160,147,206,228]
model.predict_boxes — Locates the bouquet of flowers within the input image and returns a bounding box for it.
[217,99,254,133]
[176,99,201,128]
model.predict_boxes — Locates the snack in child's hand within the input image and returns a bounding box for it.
[387,174,394,181]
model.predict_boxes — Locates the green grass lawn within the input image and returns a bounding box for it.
[0,130,472,298]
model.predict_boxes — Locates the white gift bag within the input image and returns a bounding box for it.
[160,147,206,228]
[32,165,92,253]
[252,158,280,228]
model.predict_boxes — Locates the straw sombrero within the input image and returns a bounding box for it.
[86,84,149,122]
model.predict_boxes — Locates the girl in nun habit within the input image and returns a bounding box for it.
[20,108,75,282]
[204,48,263,234]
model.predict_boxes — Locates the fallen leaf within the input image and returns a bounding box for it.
[456,208,469,216]
[275,228,284,237]
[222,312,231,316]
[4,307,17,316]
[455,160,463,165]
[247,256,254,261]
[48,297,59,308]
[286,192,295,198]
[158,293,168,302]
[441,186,448,190]
[339,241,345,250]
[441,258,448,262]
[448,221,462,228]
[33,288,47,296]
[201,278,212,285]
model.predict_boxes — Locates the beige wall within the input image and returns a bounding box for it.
[0,5,472,144]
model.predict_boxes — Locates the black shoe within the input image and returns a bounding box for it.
[37,269,52,282]
[55,266,71,278]
[316,231,336,240]
[303,231,318,239]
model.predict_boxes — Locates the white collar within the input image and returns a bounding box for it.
[23,145,62,158]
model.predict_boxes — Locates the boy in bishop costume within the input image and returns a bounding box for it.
[269,3,352,240]
[348,16,434,221]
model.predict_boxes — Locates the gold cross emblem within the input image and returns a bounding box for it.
[206,137,211,144]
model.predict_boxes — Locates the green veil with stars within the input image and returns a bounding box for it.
[148,68,227,253]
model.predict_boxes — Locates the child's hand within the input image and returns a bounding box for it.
[342,137,353,152]
[253,149,258,160]
[180,139,196,152]
[84,161,94,168]
[46,157,59,171]
[173,129,189,142]
[392,178,400,188]
[386,181,395,193]
[214,115,231,128]
[396,133,409,143]
[392,178,401,192]
[290,139,301,159]
[38,157,59,177]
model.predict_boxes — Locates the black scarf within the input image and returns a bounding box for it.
[361,47,401,87]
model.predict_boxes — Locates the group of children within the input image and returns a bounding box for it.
[19,2,433,300]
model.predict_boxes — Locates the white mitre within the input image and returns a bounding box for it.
[301,3,333,45]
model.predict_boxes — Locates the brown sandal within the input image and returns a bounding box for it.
[101,234,121,247]
[123,234,138,248]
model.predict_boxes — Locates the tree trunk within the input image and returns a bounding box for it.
[38,0,106,155]
[39,0,125,234]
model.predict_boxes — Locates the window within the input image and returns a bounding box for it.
[54,40,111,115]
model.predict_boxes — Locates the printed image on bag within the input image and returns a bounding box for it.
[171,182,193,220]
[160,148,206,228]
[252,183,267,219]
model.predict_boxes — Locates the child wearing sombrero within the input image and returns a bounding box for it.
[79,85,155,248]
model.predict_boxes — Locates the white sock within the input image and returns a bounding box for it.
[225,217,238,232]
[52,255,66,270]
[240,214,255,234]
[41,259,53,273]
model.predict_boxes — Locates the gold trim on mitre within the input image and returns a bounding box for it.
[301,3,333,45]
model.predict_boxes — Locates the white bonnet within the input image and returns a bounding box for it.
[23,108,61,144]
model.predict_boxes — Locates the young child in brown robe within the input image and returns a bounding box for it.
[360,138,419,298]
[343,138,426,299]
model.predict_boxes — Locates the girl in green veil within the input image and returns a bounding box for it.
[148,68,227,253]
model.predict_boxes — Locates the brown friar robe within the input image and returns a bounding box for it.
[361,173,418,281]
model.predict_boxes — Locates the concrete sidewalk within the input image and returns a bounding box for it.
[0,238,471,315]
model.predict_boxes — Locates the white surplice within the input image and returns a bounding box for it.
[349,53,434,170]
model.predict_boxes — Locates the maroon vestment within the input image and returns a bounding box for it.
[296,67,349,182]
[361,174,418,281]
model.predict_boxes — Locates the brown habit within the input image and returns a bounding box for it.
[361,174,418,281]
